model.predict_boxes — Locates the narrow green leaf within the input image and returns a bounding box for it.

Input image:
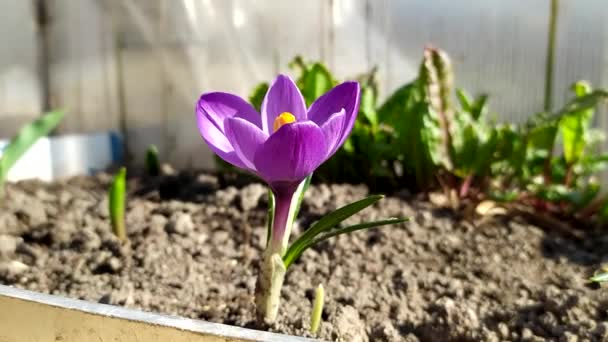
[0,110,65,191]
[265,189,275,248]
[590,271,608,283]
[283,195,384,267]
[109,167,127,241]
[284,217,408,268]
[456,88,472,112]
[470,94,488,121]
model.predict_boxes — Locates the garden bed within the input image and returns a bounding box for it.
[0,171,607,341]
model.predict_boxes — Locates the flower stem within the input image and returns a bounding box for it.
[268,189,293,254]
[256,183,301,324]
[255,251,286,325]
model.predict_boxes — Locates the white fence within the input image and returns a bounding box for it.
[0,0,607,169]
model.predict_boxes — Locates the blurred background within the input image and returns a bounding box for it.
[0,0,607,170]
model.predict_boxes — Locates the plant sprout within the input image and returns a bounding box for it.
[310,284,324,335]
[145,144,160,177]
[590,267,608,284]
[0,110,64,197]
[196,75,407,324]
[109,167,127,241]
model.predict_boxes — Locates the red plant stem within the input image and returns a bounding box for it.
[459,173,474,198]
[543,153,553,185]
[564,163,574,187]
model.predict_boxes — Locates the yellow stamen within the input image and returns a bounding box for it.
[273,112,296,132]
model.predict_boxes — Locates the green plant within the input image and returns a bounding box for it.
[145,144,160,176]
[310,283,324,335]
[234,49,608,225]
[0,110,65,196]
[109,167,127,241]
[197,75,408,324]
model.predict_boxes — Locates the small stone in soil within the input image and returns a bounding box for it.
[0,235,21,257]
[165,212,194,236]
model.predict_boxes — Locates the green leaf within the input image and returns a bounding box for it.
[566,182,600,210]
[456,88,472,112]
[527,116,559,154]
[145,144,160,176]
[360,85,378,127]
[559,81,594,164]
[109,167,127,241]
[300,63,335,105]
[0,110,65,193]
[488,190,519,202]
[283,195,384,267]
[249,82,269,112]
[556,89,608,117]
[470,94,489,121]
[590,271,608,283]
[265,189,275,247]
[284,217,408,268]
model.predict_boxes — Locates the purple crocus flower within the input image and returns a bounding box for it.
[196,75,360,253]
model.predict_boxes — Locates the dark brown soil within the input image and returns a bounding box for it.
[1,171,608,341]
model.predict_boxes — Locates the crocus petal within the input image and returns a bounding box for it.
[253,122,327,185]
[307,81,360,148]
[320,108,346,158]
[261,75,307,135]
[196,92,262,168]
[224,117,268,171]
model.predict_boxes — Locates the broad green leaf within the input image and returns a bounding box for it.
[360,85,378,127]
[580,154,608,175]
[284,217,408,268]
[0,110,65,192]
[526,116,559,164]
[560,113,591,164]
[377,82,420,125]
[249,82,269,112]
[300,63,335,105]
[283,195,384,267]
[559,81,593,164]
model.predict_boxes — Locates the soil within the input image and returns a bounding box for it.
[1,170,608,341]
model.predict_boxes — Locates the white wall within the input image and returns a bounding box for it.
[0,0,606,169]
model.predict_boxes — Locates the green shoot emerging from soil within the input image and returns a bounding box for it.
[109,167,127,241]
[0,110,64,197]
[145,144,160,177]
[310,283,324,335]
[590,267,608,284]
